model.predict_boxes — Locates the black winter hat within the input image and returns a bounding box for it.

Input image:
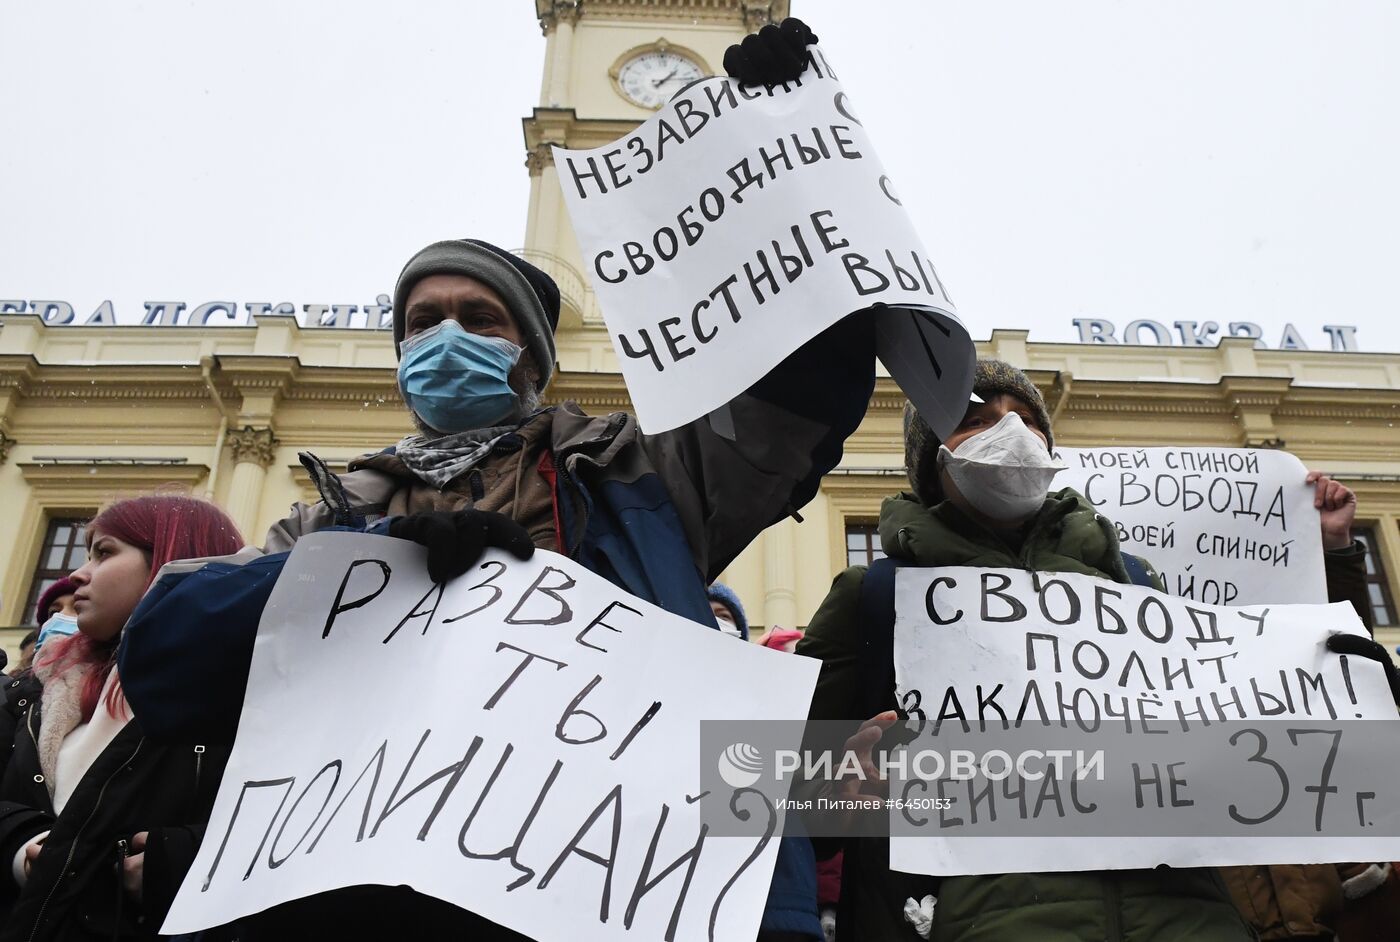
[904,358,1055,507]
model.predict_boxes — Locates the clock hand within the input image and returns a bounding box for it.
[651,67,680,88]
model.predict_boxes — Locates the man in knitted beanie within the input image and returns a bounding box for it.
[123,16,890,940]
[130,228,880,938]
[391,239,561,432]
[255,233,877,590]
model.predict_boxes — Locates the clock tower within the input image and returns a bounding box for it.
[521,1,788,367]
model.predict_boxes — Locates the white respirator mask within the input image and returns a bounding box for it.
[937,412,1065,522]
[714,614,744,640]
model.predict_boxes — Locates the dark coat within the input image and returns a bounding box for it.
[797,491,1254,942]
[0,672,231,942]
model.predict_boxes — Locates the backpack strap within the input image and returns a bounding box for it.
[298,452,366,530]
[855,555,900,727]
[1120,552,1155,589]
[846,555,945,917]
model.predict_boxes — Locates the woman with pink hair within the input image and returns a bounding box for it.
[0,495,243,942]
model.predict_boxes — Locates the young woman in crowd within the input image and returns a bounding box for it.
[0,495,243,941]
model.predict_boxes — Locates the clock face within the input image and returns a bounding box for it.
[616,50,705,109]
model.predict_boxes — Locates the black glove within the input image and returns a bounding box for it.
[723,17,818,87]
[1326,632,1400,706]
[387,509,535,584]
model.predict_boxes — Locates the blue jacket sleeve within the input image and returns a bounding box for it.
[118,553,289,744]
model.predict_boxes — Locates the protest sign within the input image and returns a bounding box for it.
[888,566,1400,876]
[554,48,974,436]
[163,532,819,941]
[1054,446,1325,605]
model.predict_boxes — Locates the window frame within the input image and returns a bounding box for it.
[845,521,887,568]
[1353,523,1397,628]
[22,515,91,626]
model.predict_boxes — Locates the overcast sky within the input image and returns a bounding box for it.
[3,1,1397,352]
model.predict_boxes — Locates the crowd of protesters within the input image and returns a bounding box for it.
[2,15,1399,942]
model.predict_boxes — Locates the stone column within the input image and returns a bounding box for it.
[762,517,800,630]
[224,426,278,539]
[547,8,576,107]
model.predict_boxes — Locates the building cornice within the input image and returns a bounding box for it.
[536,0,581,33]
[18,461,210,493]
[535,0,787,29]
[3,314,1399,456]
[522,109,644,172]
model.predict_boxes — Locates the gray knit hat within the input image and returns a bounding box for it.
[904,358,1054,507]
[392,239,560,391]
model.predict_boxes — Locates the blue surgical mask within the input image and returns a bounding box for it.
[397,321,523,434]
[36,612,79,651]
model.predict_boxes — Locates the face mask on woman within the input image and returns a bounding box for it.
[938,412,1065,522]
[35,611,79,651]
[397,320,524,434]
[714,614,744,640]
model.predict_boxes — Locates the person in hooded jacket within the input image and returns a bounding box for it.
[0,495,243,942]
[793,358,1400,942]
[796,359,1238,942]
[708,583,750,642]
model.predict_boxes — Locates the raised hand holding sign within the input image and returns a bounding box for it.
[723,18,819,86]
[555,44,975,436]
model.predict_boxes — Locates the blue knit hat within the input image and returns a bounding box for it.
[706,583,749,640]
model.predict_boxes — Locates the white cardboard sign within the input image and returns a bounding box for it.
[554,48,973,435]
[164,533,819,941]
[1054,446,1325,605]
[889,567,1400,876]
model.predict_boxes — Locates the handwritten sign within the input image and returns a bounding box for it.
[888,567,1400,876]
[163,533,819,941]
[554,48,974,436]
[1054,447,1325,605]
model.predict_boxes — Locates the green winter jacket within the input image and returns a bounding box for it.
[796,488,1254,942]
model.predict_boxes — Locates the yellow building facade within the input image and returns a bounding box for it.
[3,314,1399,656]
[3,0,1399,664]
